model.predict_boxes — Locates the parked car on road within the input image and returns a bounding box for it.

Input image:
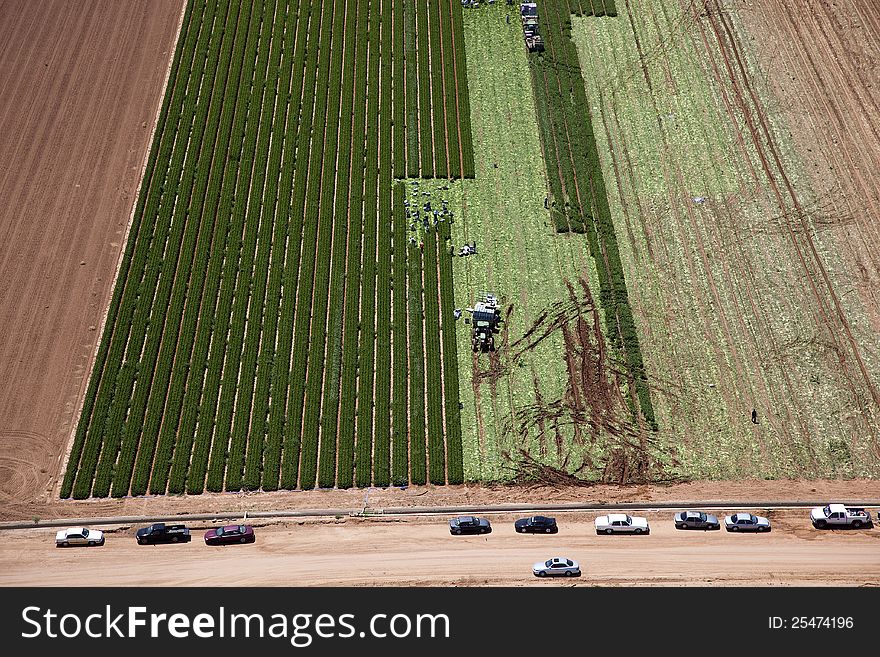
[204,524,256,545]
[515,515,558,534]
[448,516,491,535]
[810,504,873,529]
[533,557,580,577]
[724,513,771,532]
[136,522,192,544]
[594,513,649,535]
[55,527,104,547]
[674,511,721,530]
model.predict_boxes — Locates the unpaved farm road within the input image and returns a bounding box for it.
[1,510,878,587]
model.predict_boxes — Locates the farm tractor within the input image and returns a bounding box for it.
[465,293,503,353]
[520,3,545,52]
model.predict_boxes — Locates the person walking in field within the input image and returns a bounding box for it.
[751,408,758,424]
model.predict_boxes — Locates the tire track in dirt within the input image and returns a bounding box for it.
[667,2,809,458]
[707,1,880,450]
[683,3,815,459]
[758,0,880,333]
[610,1,756,457]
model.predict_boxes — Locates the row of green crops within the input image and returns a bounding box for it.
[407,238,427,485]
[391,184,410,486]
[437,220,464,483]
[422,230,446,484]
[525,0,655,428]
[394,0,475,180]
[63,0,466,498]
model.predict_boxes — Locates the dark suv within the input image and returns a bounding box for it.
[515,515,558,534]
[448,516,492,535]
[136,523,192,545]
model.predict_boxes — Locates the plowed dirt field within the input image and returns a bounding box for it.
[0,0,185,517]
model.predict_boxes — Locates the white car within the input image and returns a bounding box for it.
[533,557,580,577]
[724,513,771,532]
[594,513,650,535]
[55,527,105,547]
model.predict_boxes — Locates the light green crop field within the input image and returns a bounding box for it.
[443,5,662,484]
[572,0,880,478]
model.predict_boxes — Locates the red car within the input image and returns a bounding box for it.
[204,524,255,546]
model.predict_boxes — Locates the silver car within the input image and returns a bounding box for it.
[674,511,721,530]
[533,557,581,577]
[724,512,771,532]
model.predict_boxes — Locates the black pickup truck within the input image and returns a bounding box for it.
[136,523,192,545]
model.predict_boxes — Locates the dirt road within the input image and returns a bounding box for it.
[1,509,878,586]
[0,0,184,516]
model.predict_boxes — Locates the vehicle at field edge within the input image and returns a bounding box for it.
[533,557,580,577]
[810,504,873,529]
[204,524,256,545]
[594,513,650,535]
[448,516,492,535]
[724,513,771,532]
[55,527,105,547]
[674,510,721,530]
[136,522,192,545]
[515,515,558,534]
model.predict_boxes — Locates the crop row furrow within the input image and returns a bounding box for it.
[449,1,475,178]
[416,1,434,177]
[437,220,463,483]
[317,0,360,489]
[403,0,420,179]
[354,0,382,488]
[372,0,395,488]
[407,239,427,485]
[439,0,461,179]
[241,0,296,492]
[261,0,314,492]
[392,1,406,178]
[428,0,448,178]
[224,0,289,492]
[299,0,346,490]
[391,183,409,485]
[423,229,446,484]
[335,0,370,490]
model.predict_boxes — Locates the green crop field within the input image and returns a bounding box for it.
[62,0,471,498]
[64,0,880,498]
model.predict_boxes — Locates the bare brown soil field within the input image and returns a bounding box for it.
[737,0,880,330]
[2,509,878,586]
[0,0,184,516]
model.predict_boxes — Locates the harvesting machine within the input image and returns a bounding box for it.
[465,292,502,353]
[520,3,545,52]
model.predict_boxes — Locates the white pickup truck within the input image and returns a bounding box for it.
[810,504,873,529]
